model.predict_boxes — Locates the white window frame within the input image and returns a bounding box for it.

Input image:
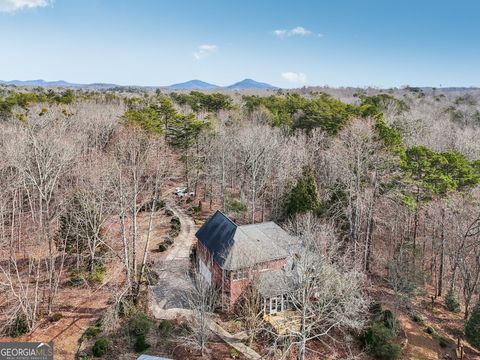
[232,268,247,281]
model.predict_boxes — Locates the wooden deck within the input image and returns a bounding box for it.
[263,310,301,335]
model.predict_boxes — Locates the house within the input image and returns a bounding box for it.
[195,210,299,314]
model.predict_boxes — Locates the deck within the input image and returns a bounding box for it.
[263,310,301,335]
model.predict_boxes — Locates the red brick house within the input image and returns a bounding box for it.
[195,210,298,314]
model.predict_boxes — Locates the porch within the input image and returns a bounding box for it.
[263,310,301,335]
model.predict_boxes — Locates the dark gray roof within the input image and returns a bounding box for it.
[195,211,299,270]
[195,210,237,267]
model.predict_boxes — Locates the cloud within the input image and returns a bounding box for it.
[281,72,307,84]
[273,26,315,38]
[193,44,217,60]
[0,0,52,12]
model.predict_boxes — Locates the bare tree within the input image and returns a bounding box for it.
[280,213,369,360]
[183,272,217,356]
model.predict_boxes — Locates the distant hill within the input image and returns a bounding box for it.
[0,78,277,90]
[226,78,276,90]
[0,79,117,90]
[167,79,219,90]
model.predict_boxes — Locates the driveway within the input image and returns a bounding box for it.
[150,202,196,312]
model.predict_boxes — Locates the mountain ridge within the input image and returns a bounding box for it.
[0,78,277,90]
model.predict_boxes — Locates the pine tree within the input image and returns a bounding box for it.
[465,300,480,349]
[285,168,320,217]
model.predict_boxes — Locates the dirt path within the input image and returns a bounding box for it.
[151,201,196,311]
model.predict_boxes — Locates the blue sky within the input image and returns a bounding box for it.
[1,0,479,88]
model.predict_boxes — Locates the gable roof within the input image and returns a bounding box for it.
[195,211,298,270]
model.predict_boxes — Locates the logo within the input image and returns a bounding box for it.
[0,342,53,360]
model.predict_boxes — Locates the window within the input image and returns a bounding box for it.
[232,268,247,281]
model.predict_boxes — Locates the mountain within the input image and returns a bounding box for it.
[0,79,117,89]
[0,78,277,90]
[167,80,220,90]
[226,78,276,90]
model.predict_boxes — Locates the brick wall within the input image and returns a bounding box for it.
[196,241,288,309]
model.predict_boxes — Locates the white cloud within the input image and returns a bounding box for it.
[0,0,52,12]
[281,72,307,84]
[290,26,311,36]
[272,26,316,38]
[273,29,287,38]
[193,44,217,60]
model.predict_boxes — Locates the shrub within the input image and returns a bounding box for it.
[128,312,151,337]
[92,337,109,357]
[69,269,86,286]
[362,321,401,360]
[438,336,450,348]
[158,320,173,338]
[88,264,106,284]
[164,208,174,216]
[374,343,402,360]
[163,236,174,246]
[158,243,168,252]
[170,216,180,226]
[51,313,62,322]
[425,326,436,335]
[168,228,180,238]
[84,326,101,339]
[383,310,399,333]
[465,300,480,349]
[134,334,150,352]
[10,314,29,337]
[370,302,383,316]
[409,310,424,324]
[229,347,240,358]
[445,289,461,313]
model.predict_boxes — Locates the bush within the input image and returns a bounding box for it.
[88,264,106,284]
[128,312,151,337]
[370,302,383,316]
[10,314,29,337]
[445,289,461,313]
[425,326,436,335]
[229,347,240,358]
[69,269,86,286]
[92,337,109,357]
[438,336,450,348]
[164,208,174,216]
[374,343,402,360]
[409,310,424,324]
[69,264,106,286]
[383,310,398,331]
[170,216,180,226]
[84,326,101,339]
[158,320,173,338]
[168,228,180,238]
[465,300,480,349]
[134,334,150,352]
[51,313,62,322]
[163,236,174,246]
[158,243,168,252]
[362,321,401,360]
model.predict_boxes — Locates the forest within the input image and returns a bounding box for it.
[1,84,480,359]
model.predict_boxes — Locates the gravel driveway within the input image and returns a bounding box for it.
[151,202,196,312]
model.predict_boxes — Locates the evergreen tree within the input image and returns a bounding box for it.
[285,168,320,217]
[465,300,480,349]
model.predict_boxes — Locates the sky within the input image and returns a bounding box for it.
[1,0,479,88]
